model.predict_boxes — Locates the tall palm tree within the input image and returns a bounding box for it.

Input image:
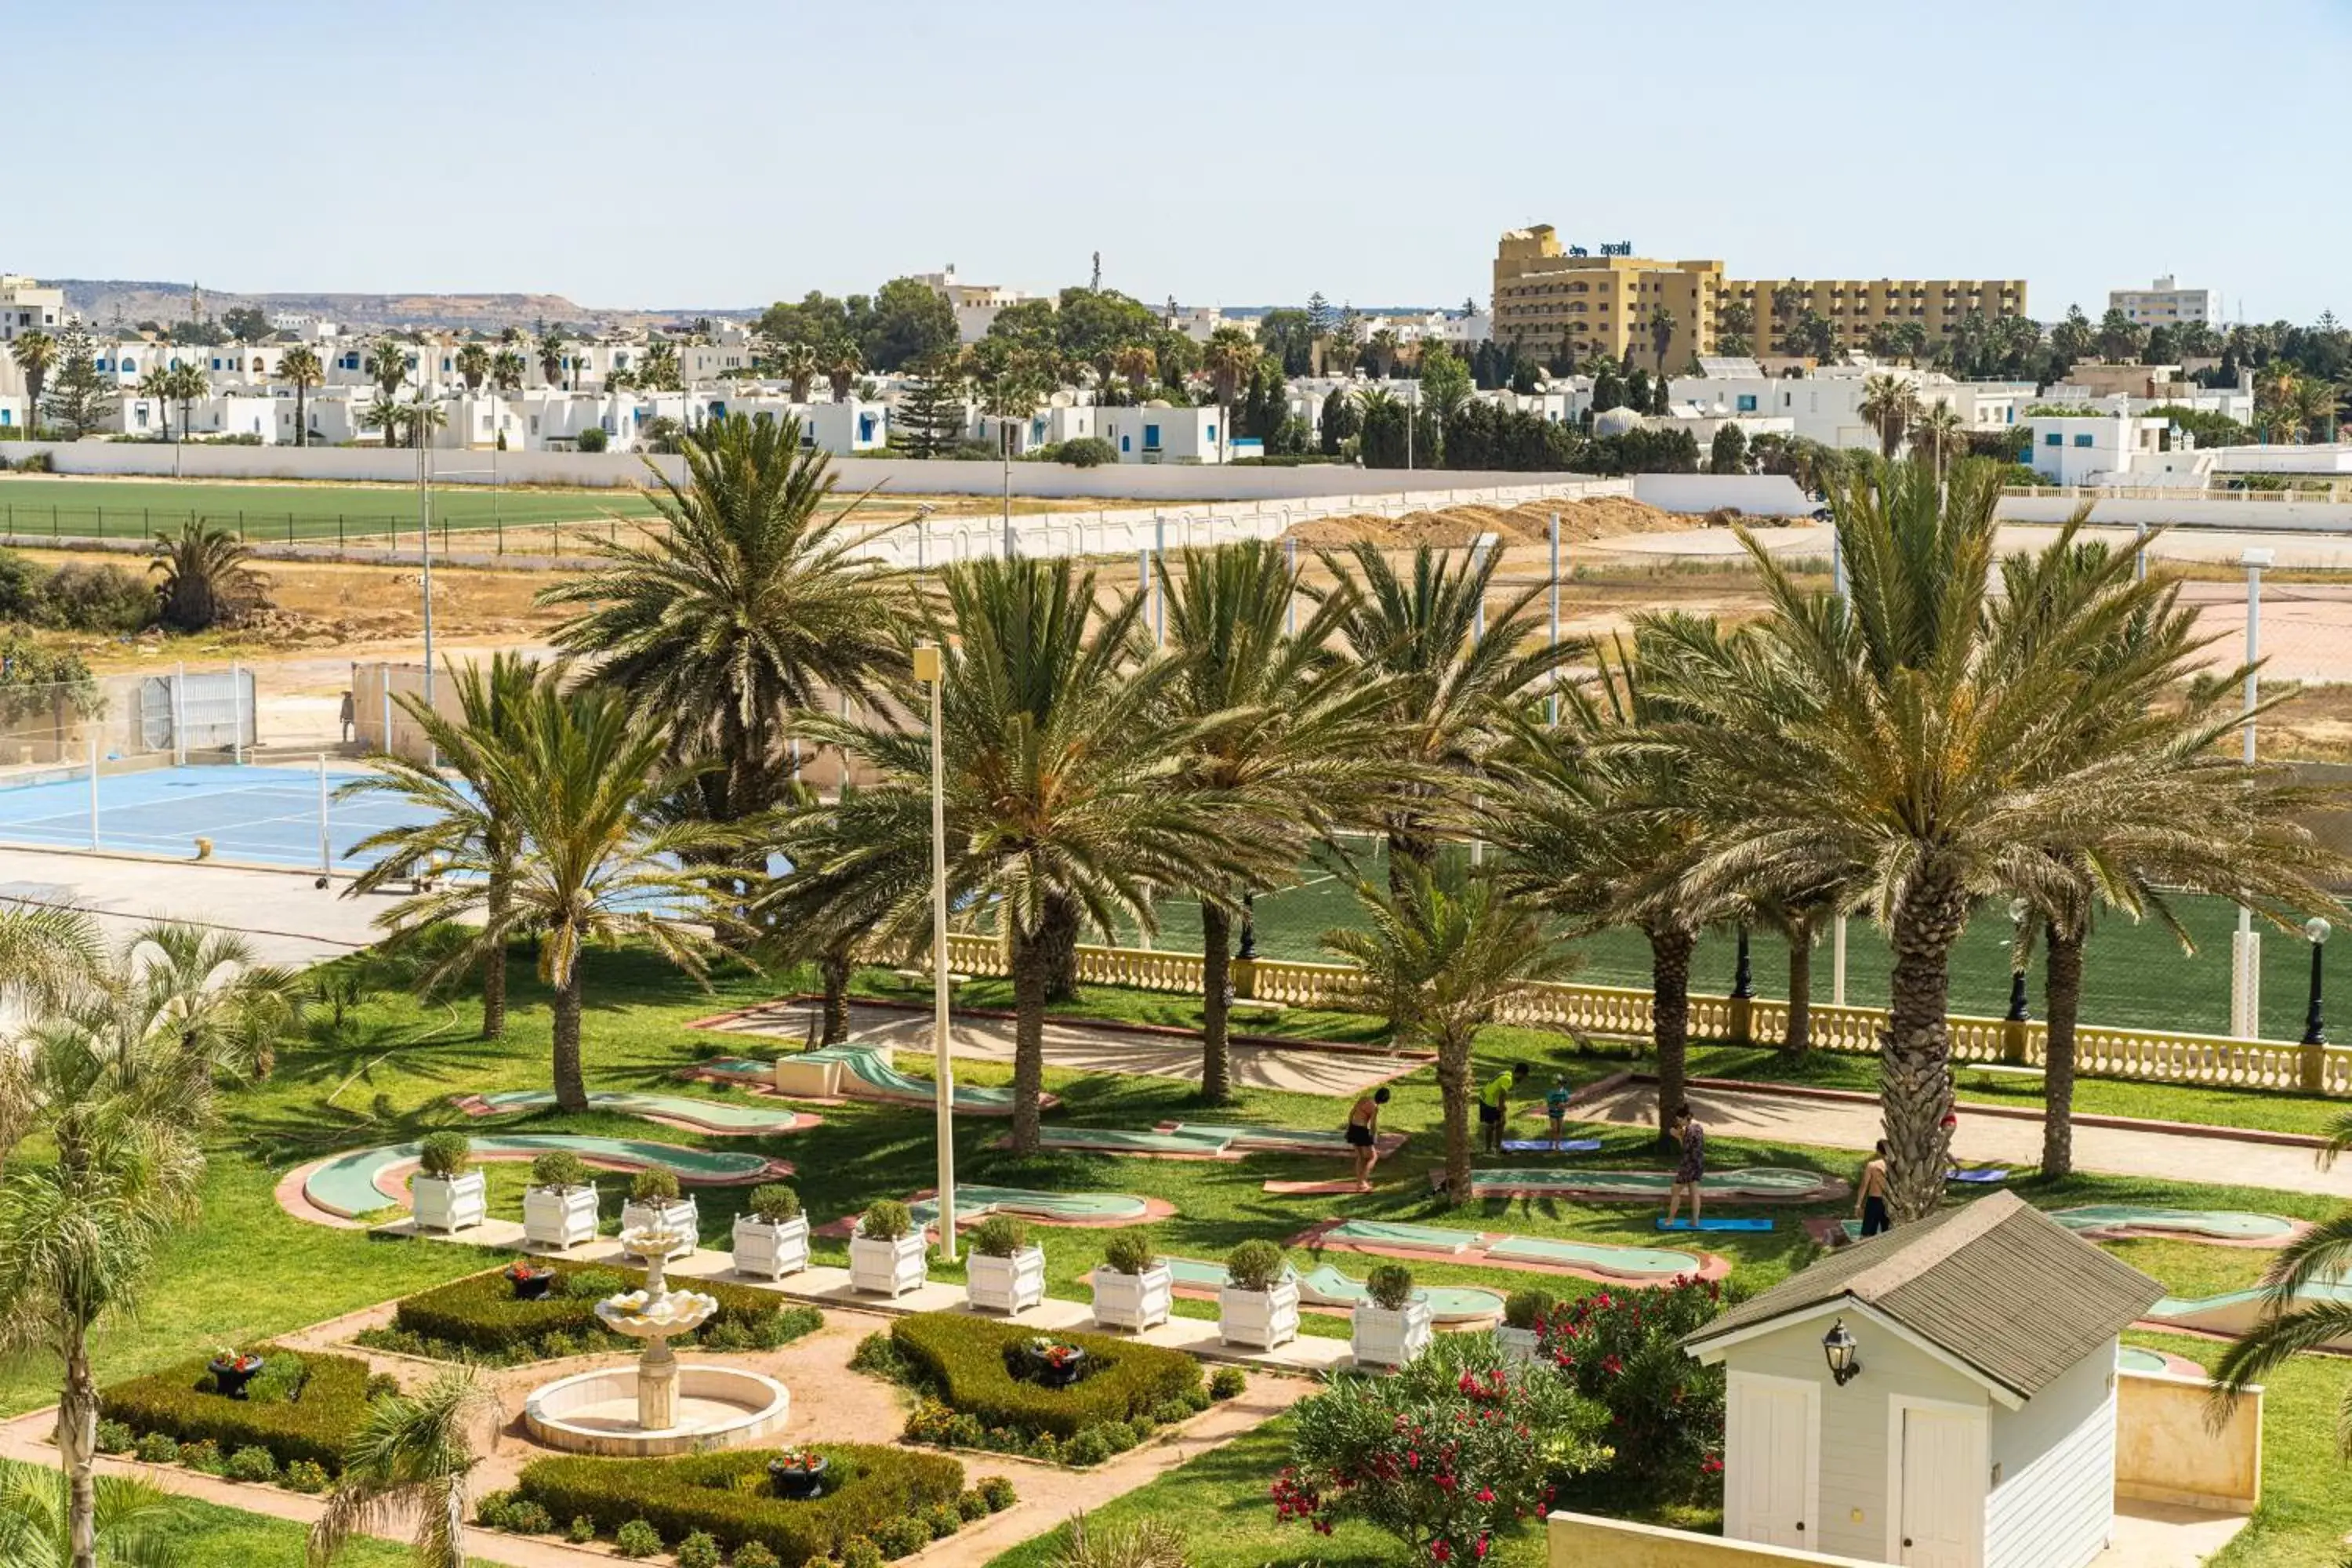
[0,1469,189,1568]
[1857,373,1918,459]
[1645,459,2230,1219]
[11,330,57,435]
[488,347,526,396]
[360,681,729,1112]
[310,1369,499,1568]
[134,365,174,442]
[366,335,408,405]
[151,521,262,632]
[343,655,544,1040]
[539,412,909,833]
[774,340,819,401]
[360,393,403,449]
[163,363,206,442]
[404,390,447,451]
[535,326,568,390]
[1325,865,1568,1201]
[1203,328,1258,461]
[281,343,323,448]
[825,343,862,403]
[1158,541,1399,1101]
[1911,399,1965,480]
[1646,305,1678,376]
[639,339,681,394]
[1367,328,1401,379]
[1114,343,1160,400]
[453,342,489,394]
[777,557,1281,1152]
[1316,541,1581,887]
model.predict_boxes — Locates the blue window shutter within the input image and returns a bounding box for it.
[2045,433,2062,446]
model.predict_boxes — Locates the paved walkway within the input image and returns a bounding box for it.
[706,998,1420,1098]
[0,843,390,967]
[1578,1081,2352,1199]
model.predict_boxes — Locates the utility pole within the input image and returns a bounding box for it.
[2232,548,2274,1038]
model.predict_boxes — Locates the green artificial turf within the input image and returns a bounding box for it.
[0,474,663,545]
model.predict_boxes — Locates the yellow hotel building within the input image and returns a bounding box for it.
[1490,226,2027,366]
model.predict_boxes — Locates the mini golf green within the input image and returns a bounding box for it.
[462,1089,814,1134]
[1027,1121,1404,1159]
[1156,1256,1503,1322]
[2051,1205,2299,1243]
[2148,1279,2352,1348]
[1311,1218,1715,1283]
[906,1185,1156,1229]
[1323,1218,1481,1255]
[802,1045,1025,1112]
[1029,1126,1237,1155]
[301,1134,781,1220]
[1461,1167,1842,1201]
[1486,1235,1704,1277]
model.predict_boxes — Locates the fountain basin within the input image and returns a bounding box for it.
[525,1364,789,1457]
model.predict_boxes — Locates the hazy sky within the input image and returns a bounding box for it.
[17,0,2346,322]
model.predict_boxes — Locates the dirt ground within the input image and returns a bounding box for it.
[1283,495,1704,548]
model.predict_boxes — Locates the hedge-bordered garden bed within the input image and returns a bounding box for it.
[358,1261,821,1365]
[507,1444,993,1566]
[97,1345,390,1475]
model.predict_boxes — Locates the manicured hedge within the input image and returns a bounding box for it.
[390,1261,810,1359]
[98,1345,387,1475]
[514,1445,965,1567]
[889,1313,1201,1440]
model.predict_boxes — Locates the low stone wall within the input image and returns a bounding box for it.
[2116,1369,2261,1512]
[1546,1512,1882,1566]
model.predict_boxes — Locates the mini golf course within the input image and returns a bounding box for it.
[296,1134,791,1221]
[818,1185,1174,1236]
[2049,1205,2302,1246]
[1157,1257,1505,1323]
[453,1089,821,1136]
[2145,1279,2352,1348]
[2118,1345,2209,1378]
[690,1047,1053,1116]
[1292,1217,1726,1284]
[1441,1166,1849,1203]
[1004,1121,1403,1160]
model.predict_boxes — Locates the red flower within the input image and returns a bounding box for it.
[1475,1536,1490,1559]
[1475,1488,1495,1504]
[1432,1542,1452,1563]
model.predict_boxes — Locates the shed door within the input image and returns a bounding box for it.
[1726,1373,1818,1550]
[1899,1406,1984,1568]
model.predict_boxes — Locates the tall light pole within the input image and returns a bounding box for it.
[2232,547,2274,1039]
[2303,917,2331,1047]
[913,641,956,1263]
[1831,522,1849,1007]
[416,394,436,767]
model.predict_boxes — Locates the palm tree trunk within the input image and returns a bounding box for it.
[1200,902,1235,1104]
[1783,916,1812,1054]
[819,939,853,1044]
[60,1327,97,1568]
[1439,1028,1473,1205]
[1884,875,1969,1221]
[1009,924,1048,1156]
[2042,923,2084,1180]
[480,871,510,1040]
[1039,893,1080,1005]
[550,960,588,1113]
[1650,924,1695,1137]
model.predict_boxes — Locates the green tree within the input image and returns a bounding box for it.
[1857,373,1919,459]
[637,339,681,393]
[366,334,409,404]
[151,521,263,631]
[162,362,206,443]
[539,412,909,828]
[1255,308,1316,376]
[1416,341,1475,422]
[219,305,270,341]
[40,325,114,440]
[453,342,489,394]
[773,340,819,401]
[1319,386,1361,455]
[310,1369,499,1568]
[1646,304,1678,375]
[535,326,568,389]
[861,277,960,371]
[1911,399,1965,478]
[2094,307,2147,362]
[1715,301,1754,357]
[2050,305,2094,365]
[0,1469,189,1568]
[1708,421,1748,474]
[893,358,968,459]
[281,343,323,447]
[135,365,175,442]
[488,348,526,396]
[9,330,56,435]
[1201,327,1258,460]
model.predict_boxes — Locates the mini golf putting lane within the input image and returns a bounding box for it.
[1483,1234,1706,1277]
[302,1134,782,1220]
[804,1046,1027,1112]
[1307,1218,1716,1284]
[2052,1205,2299,1244]
[1023,1126,1236,1156]
[1158,1258,1504,1323]
[461,1089,816,1135]
[1459,1166,1844,1202]
[906,1185,1160,1229]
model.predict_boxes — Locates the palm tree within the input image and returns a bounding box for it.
[1645,459,2234,1219]
[1367,328,1401,379]
[1769,283,1804,354]
[640,339,681,394]
[11,330,57,435]
[1911,399,1965,480]
[775,340,819,401]
[488,347,526,396]
[778,557,1281,1152]
[1202,328,1258,461]
[1114,343,1159,400]
[538,412,909,833]
[151,521,262,632]
[825,343,862,403]
[343,655,543,1040]
[310,1369,499,1568]
[535,326,568,390]
[357,681,729,1112]
[1316,541,1581,887]
[124,921,306,1082]
[366,334,408,406]
[2213,1116,2352,1444]
[134,365,174,441]
[2286,375,2333,445]
[1646,305,1678,376]
[1857,373,1918,459]
[0,1469,189,1568]
[163,363,206,442]
[404,390,447,450]
[1159,541,1399,1101]
[281,343,323,448]
[1324,865,1568,1201]
[360,392,403,449]
[453,342,489,394]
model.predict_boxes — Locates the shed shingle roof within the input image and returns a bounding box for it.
[1682,1192,2164,1401]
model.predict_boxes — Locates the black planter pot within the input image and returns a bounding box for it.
[1032,1346,1087,1388]
[208,1357,264,1399]
[510,1271,555,1301]
[770,1456,828,1499]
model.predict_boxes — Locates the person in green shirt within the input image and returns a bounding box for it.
[1544,1076,1573,1148]
[1478,1062,1528,1154]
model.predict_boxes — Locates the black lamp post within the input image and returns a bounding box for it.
[2005,898,2031,1023]
[1732,926,1753,1000]
[2303,917,2331,1047]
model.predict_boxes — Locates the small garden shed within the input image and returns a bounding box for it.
[1680,1192,2164,1568]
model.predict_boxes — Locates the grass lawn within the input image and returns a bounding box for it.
[0,474,664,543]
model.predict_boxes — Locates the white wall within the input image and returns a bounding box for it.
[1984,1346,2118,1568]
[1632,474,1815,515]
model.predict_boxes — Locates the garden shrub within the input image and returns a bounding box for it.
[1209,1367,1247,1401]
[1054,437,1117,468]
[888,1312,1201,1441]
[225,1446,279,1483]
[178,1440,223,1475]
[1503,1290,1555,1330]
[1533,1276,1735,1496]
[568,1516,596,1544]
[416,1131,470,1178]
[840,1539,884,1568]
[676,1530,721,1568]
[377,1261,814,1363]
[747,1183,801,1222]
[615,1518,663,1558]
[978,1476,1017,1512]
[1223,1240,1285,1291]
[1102,1235,1155,1276]
[94,1421,134,1455]
[923,1502,962,1540]
[967,1214,1029,1258]
[134,1433,179,1465]
[281,1459,331,1495]
[1276,1330,1610,1564]
[734,1543,779,1568]
[530,1150,592,1189]
[859,1200,913,1241]
[507,1500,555,1534]
[39,562,158,633]
[956,1492,989,1523]
[630,1167,681,1203]
[1363,1264,1414,1312]
[873,1515,931,1559]
[100,1344,377,1474]
[848,1331,913,1384]
[514,1443,965,1568]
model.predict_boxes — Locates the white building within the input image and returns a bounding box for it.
[0,276,64,345]
[1098,403,1225,463]
[0,394,24,432]
[917,267,1038,343]
[2109,274,2214,328]
[117,391,282,443]
[1671,362,2028,452]
[2025,412,2190,485]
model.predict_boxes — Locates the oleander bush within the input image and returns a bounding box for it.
[99,1345,389,1475]
[514,1445,967,1568]
[889,1312,1203,1454]
[363,1261,820,1364]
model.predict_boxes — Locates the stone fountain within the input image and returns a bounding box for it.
[524,1227,789,1456]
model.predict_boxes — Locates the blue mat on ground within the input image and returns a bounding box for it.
[1502,1138,1602,1152]
[1946,1169,2011,1184]
[1656,1217,1773,1232]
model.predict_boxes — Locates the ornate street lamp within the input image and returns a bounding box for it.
[1822,1318,1864,1387]
[2303,917,2332,1048]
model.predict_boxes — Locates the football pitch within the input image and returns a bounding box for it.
[0,474,665,545]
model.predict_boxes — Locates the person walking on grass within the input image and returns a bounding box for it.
[1663,1103,1706,1228]
[1479,1062,1529,1156]
[1345,1085,1391,1191]
[1544,1074,1573,1149]
[1855,1141,1893,1238]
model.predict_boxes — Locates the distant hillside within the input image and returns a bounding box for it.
[52,280,756,333]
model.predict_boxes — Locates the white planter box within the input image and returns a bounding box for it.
[1219,1279,1301,1349]
[619,1196,699,1258]
[731,1214,811,1279]
[1352,1299,1435,1369]
[851,1231,929,1297]
[524,1185,600,1250]
[967,1246,1047,1314]
[1494,1324,1541,1364]
[411,1171,485,1234]
[1089,1263,1174,1332]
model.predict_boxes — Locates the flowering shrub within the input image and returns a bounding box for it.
[1531,1275,1733,1496]
[1276,1330,1609,1563]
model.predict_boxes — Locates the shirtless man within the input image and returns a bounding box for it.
[1854,1141,1893,1238]
[1345,1086,1391,1191]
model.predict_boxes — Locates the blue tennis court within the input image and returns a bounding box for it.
[0,762,440,873]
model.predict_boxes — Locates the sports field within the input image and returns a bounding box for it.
[0,474,665,546]
[1119,838,2335,1043]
